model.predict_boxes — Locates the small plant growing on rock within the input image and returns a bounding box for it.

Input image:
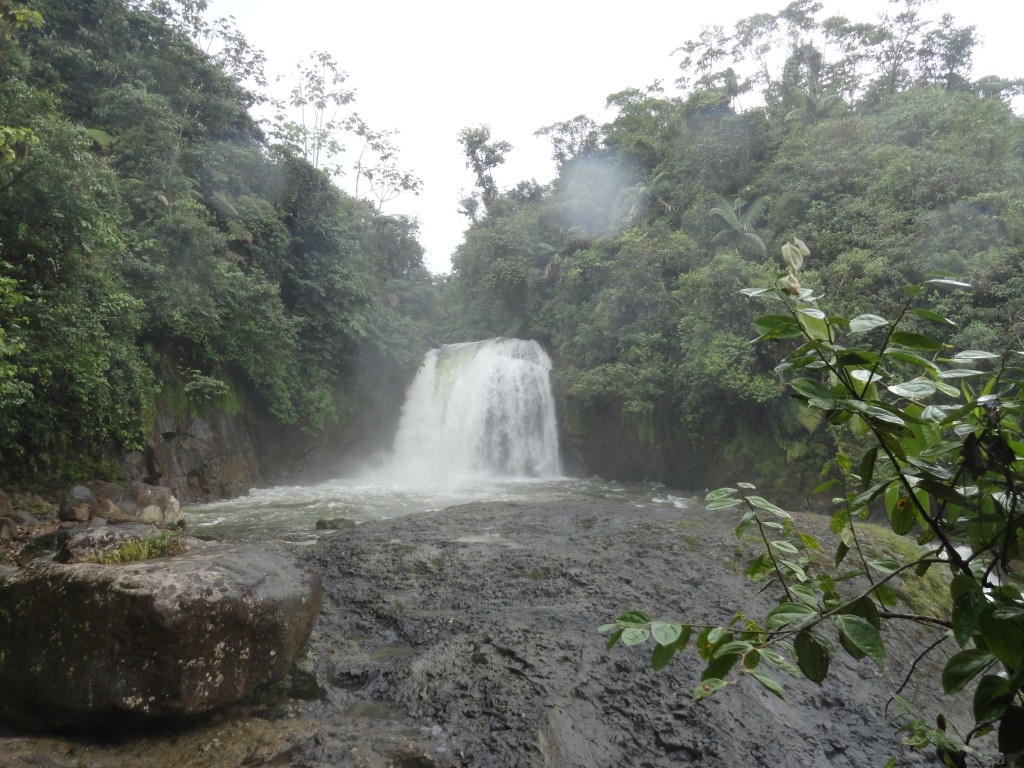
[603,239,1024,765]
[88,531,185,565]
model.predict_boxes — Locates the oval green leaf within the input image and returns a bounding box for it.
[834,615,885,667]
[794,630,830,683]
[849,313,889,333]
[942,649,994,694]
[890,331,943,351]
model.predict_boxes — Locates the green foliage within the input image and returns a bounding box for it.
[88,530,185,564]
[0,0,436,486]
[604,242,1024,765]
[441,1,1024,496]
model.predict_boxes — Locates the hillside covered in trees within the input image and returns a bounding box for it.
[0,0,435,489]
[441,0,1024,497]
[2,0,1024,500]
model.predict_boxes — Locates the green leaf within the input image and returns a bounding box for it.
[890,497,916,535]
[937,368,984,379]
[705,487,737,501]
[789,377,834,402]
[872,582,899,608]
[849,313,889,333]
[693,678,728,700]
[761,649,801,677]
[834,540,850,568]
[890,331,942,351]
[948,350,1000,362]
[942,649,994,694]
[887,380,937,399]
[752,315,799,335]
[851,478,894,510]
[651,622,683,647]
[745,668,786,699]
[914,479,973,511]
[797,307,826,320]
[797,532,821,552]
[714,640,754,658]
[951,578,982,647]
[771,539,799,554]
[883,348,938,372]
[909,308,956,327]
[867,558,901,576]
[597,623,618,634]
[796,309,831,341]
[747,496,790,518]
[615,611,652,628]
[859,446,878,489]
[979,606,1024,668]
[794,630,830,683]
[780,559,808,581]
[605,627,623,650]
[621,627,650,646]
[706,498,742,510]
[790,584,818,607]
[766,601,816,629]
[651,641,676,671]
[736,510,756,536]
[834,615,885,666]
[998,705,1024,755]
[973,674,1013,723]
[925,278,971,290]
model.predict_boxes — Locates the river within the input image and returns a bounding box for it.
[185,475,695,539]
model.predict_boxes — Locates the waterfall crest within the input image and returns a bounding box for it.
[384,338,561,484]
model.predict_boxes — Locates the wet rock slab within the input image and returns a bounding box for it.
[0,500,966,766]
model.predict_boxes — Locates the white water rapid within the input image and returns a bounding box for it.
[386,338,562,484]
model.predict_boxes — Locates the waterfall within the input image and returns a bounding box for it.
[384,338,561,484]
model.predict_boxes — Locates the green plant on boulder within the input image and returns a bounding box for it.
[88,531,185,565]
[603,239,1024,765]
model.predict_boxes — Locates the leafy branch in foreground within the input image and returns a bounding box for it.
[602,239,1024,766]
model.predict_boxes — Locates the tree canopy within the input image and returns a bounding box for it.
[441,0,1024,497]
[0,0,435,485]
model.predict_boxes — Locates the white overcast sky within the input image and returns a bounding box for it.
[208,0,1021,274]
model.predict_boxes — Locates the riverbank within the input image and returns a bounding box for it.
[1,499,961,766]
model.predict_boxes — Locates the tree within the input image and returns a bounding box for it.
[458,125,512,214]
[603,239,1024,765]
[351,120,422,211]
[269,51,355,177]
[708,193,769,257]
[534,115,599,168]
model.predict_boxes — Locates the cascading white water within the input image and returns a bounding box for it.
[385,338,562,485]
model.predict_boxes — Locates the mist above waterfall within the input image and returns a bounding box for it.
[380,338,562,486]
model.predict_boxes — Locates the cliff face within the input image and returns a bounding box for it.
[121,399,401,505]
[122,409,265,504]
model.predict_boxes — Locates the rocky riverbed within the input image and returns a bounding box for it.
[0,499,967,767]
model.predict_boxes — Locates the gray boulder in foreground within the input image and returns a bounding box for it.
[0,544,322,732]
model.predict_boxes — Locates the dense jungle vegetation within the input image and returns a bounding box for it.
[0,0,436,486]
[2,0,1024,500]
[442,1,1024,497]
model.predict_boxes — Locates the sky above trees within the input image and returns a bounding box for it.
[210,0,1021,273]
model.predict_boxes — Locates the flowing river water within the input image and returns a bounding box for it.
[188,338,695,538]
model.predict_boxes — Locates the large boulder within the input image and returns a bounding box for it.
[58,484,97,522]
[0,544,322,732]
[123,481,183,527]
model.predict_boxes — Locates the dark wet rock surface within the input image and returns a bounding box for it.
[0,500,965,766]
